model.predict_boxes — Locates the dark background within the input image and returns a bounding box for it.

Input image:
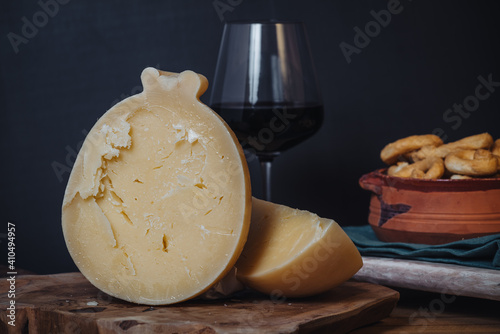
[1,0,500,274]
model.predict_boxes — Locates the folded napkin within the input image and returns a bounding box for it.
[343,225,500,270]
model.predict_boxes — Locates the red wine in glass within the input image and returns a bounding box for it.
[210,21,323,200]
[212,102,323,157]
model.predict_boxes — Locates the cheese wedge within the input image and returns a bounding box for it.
[236,198,362,297]
[62,68,251,305]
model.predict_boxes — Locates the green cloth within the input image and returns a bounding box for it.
[344,225,500,270]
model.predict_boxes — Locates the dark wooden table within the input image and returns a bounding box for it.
[351,287,500,333]
[1,269,499,333]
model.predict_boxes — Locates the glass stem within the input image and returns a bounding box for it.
[260,159,273,201]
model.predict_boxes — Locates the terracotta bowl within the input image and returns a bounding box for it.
[359,169,500,245]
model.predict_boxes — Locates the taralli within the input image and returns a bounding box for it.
[387,157,445,179]
[411,133,493,161]
[450,174,472,180]
[380,134,443,165]
[387,162,410,177]
[381,132,499,179]
[492,139,500,156]
[408,145,437,162]
[444,149,498,176]
[492,139,500,171]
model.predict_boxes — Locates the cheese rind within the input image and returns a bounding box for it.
[236,198,362,297]
[62,68,251,305]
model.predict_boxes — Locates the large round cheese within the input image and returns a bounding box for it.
[62,68,251,305]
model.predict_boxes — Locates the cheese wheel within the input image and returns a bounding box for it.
[62,68,251,305]
[236,198,362,297]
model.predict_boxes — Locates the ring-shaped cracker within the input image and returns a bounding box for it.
[444,149,497,176]
[381,134,443,165]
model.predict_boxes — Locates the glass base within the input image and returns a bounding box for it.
[257,152,280,162]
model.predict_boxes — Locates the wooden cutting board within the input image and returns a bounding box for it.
[0,272,399,333]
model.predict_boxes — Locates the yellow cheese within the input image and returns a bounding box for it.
[236,198,362,297]
[62,68,251,305]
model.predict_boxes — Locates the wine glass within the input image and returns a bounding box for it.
[210,20,323,201]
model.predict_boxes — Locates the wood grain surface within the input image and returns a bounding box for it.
[353,257,500,301]
[350,287,500,333]
[0,272,399,333]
